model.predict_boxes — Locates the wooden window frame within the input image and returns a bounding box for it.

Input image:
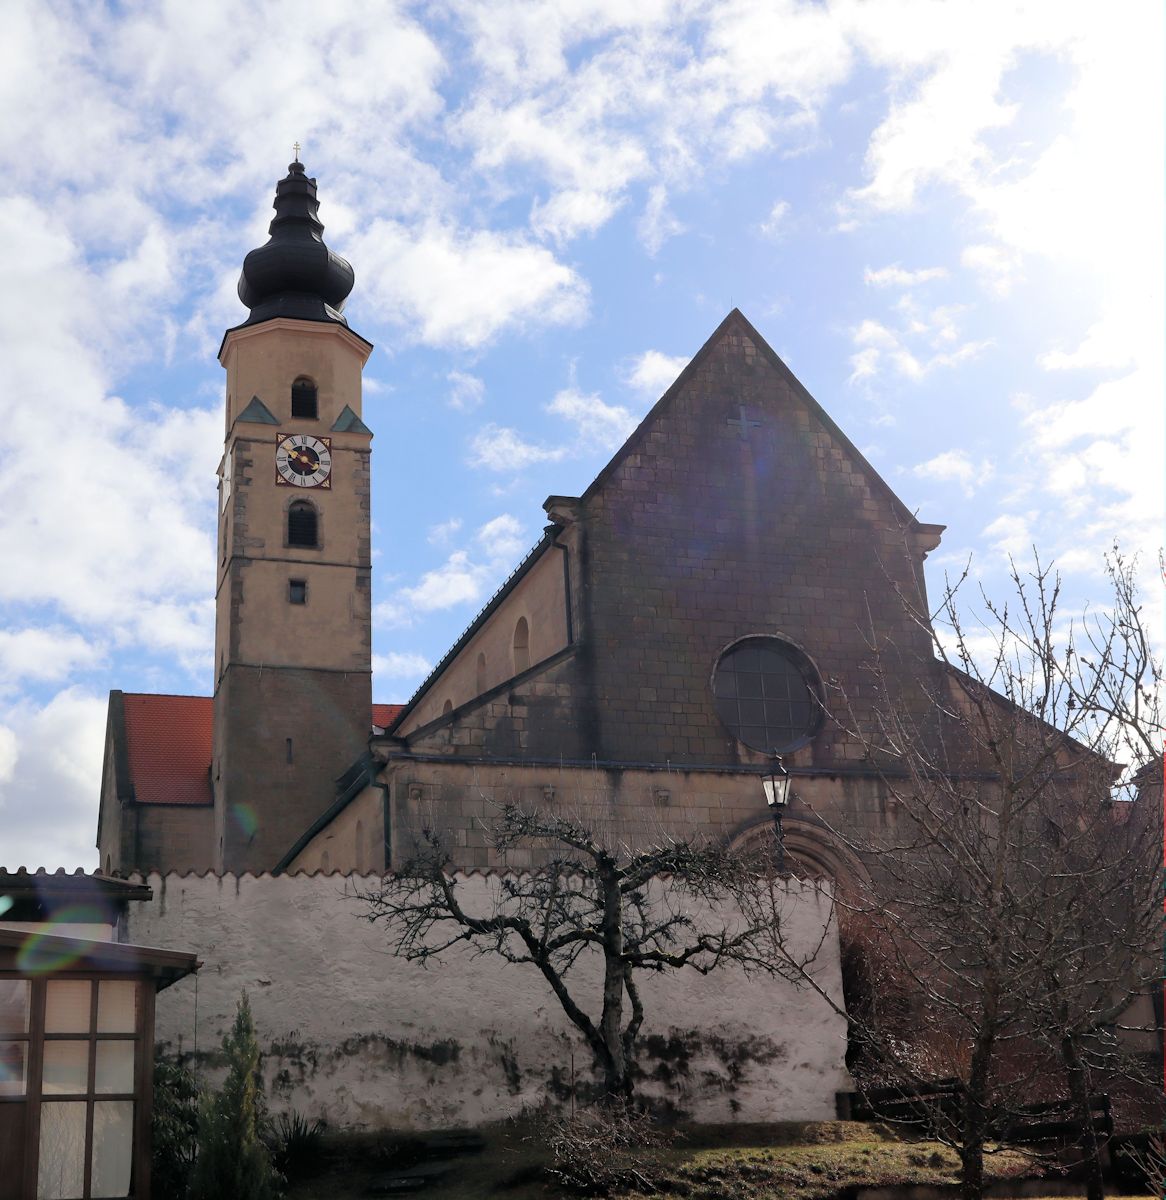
[1,972,156,1200]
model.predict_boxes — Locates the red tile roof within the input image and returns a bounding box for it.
[122,694,213,807]
[371,703,404,729]
[121,694,401,806]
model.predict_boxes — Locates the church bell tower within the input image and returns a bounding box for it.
[213,159,374,873]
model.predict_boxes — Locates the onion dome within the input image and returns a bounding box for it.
[236,160,355,328]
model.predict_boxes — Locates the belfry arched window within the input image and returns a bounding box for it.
[287,500,318,547]
[291,376,318,419]
[513,617,530,673]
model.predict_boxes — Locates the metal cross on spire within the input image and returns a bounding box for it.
[292,141,301,162]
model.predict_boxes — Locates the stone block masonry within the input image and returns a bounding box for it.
[127,871,851,1130]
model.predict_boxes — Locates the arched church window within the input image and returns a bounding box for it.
[442,699,453,715]
[513,617,530,673]
[291,376,318,419]
[712,636,823,753]
[288,501,318,547]
[476,651,487,693]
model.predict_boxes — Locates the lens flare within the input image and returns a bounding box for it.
[231,804,259,838]
[15,904,105,974]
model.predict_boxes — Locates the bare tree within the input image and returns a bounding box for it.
[359,802,829,1103]
[832,549,1162,1200]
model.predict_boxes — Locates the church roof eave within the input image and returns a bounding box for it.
[217,313,374,365]
[385,528,558,734]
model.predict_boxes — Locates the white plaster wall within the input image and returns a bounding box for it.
[127,872,850,1131]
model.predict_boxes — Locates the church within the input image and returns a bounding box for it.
[90,159,966,1127]
[97,158,945,887]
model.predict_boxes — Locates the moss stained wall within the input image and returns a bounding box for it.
[127,870,850,1131]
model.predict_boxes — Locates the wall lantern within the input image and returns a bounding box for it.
[762,754,790,873]
[762,755,791,811]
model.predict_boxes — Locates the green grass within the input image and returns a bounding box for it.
[284,1120,1052,1200]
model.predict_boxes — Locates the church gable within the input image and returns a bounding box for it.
[575,309,941,768]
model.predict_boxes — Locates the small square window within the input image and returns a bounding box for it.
[289,580,307,605]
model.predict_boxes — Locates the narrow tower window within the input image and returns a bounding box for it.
[288,579,307,605]
[476,651,487,694]
[291,376,318,419]
[513,617,530,673]
[287,501,318,547]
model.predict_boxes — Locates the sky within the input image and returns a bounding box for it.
[1,0,1162,869]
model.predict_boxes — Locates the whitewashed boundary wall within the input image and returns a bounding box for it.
[126,872,850,1130]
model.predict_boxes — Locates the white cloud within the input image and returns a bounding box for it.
[1022,374,1141,453]
[843,2,1163,576]
[0,688,107,870]
[961,243,1019,296]
[447,371,486,410]
[759,199,791,239]
[468,424,568,471]
[637,186,685,256]
[0,196,218,679]
[449,1,851,255]
[477,514,527,562]
[352,220,589,348]
[1037,316,1135,372]
[848,309,991,384]
[532,189,621,242]
[0,629,106,687]
[373,651,433,680]
[547,387,640,451]
[394,514,530,618]
[428,517,463,546]
[0,727,16,787]
[373,599,412,629]
[864,264,948,288]
[911,450,995,498]
[982,512,1037,559]
[400,551,487,612]
[844,2,1036,214]
[625,349,690,395]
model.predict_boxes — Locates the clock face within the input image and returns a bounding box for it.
[275,433,332,489]
[219,449,233,513]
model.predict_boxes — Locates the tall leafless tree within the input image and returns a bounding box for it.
[359,802,830,1103]
[832,549,1162,1200]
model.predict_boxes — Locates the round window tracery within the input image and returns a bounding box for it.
[712,637,822,752]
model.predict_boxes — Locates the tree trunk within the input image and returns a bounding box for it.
[960,990,999,1200]
[599,870,627,1100]
[960,1053,990,1200]
[1062,1031,1105,1200]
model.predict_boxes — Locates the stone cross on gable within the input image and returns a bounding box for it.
[727,405,761,440]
